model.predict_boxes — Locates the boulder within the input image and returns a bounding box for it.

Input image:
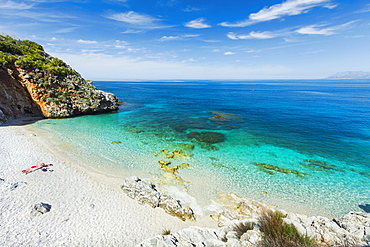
[121,177,160,208]
[121,177,195,221]
[334,212,370,243]
[30,202,52,217]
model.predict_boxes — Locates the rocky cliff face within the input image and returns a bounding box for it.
[0,35,119,123]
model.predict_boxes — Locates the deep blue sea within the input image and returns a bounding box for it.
[33,80,370,217]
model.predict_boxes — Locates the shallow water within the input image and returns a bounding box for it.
[33,80,370,217]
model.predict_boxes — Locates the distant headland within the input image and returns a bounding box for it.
[0,35,119,123]
[326,71,370,79]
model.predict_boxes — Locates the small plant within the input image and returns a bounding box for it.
[233,221,256,239]
[259,210,318,247]
[220,233,228,242]
[161,229,171,235]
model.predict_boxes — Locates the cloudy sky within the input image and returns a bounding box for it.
[0,0,369,80]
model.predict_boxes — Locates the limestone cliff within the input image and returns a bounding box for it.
[0,35,119,123]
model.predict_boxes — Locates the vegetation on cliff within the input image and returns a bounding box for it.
[0,35,119,120]
[0,35,75,75]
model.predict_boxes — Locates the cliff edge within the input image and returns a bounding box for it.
[0,35,119,123]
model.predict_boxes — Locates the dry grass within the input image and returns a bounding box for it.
[161,229,171,235]
[259,210,319,247]
[233,221,255,239]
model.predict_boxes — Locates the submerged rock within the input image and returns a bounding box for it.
[187,131,225,144]
[252,162,307,178]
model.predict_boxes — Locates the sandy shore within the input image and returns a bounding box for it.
[0,119,216,247]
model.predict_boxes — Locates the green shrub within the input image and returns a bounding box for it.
[0,34,74,76]
[0,51,16,67]
[259,210,318,247]
[15,55,43,69]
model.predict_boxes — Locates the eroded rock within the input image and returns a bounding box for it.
[121,177,195,221]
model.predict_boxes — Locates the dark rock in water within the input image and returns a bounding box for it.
[252,162,307,178]
[30,202,52,217]
[187,131,225,144]
[302,159,344,173]
[175,143,195,151]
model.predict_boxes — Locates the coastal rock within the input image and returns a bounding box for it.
[158,194,195,221]
[121,177,160,208]
[334,212,370,242]
[137,188,370,247]
[137,226,224,247]
[30,202,52,217]
[121,177,195,221]
[210,193,276,227]
[0,35,119,122]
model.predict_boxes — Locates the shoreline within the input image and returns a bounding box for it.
[1,117,362,246]
[24,117,338,219]
[0,119,216,246]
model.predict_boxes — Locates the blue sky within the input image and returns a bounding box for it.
[0,0,369,80]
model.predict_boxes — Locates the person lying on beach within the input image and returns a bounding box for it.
[21,163,53,174]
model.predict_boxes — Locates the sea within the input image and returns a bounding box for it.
[32,79,370,217]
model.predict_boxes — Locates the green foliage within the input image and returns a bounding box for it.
[0,34,74,76]
[42,63,75,76]
[15,55,43,69]
[259,210,318,247]
[50,58,66,67]
[0,51,16,67]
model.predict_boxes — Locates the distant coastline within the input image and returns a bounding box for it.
[326,71,370,79]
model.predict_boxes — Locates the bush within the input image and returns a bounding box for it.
[0,51,16,67]
[259,210,318,247]
[0,34,74,76]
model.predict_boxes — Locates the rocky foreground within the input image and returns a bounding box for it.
[122,177,370,247]
[0,35,119,123]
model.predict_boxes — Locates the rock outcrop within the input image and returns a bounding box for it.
[0,35,119,123]
[134,184,370,246]
[121,177,195,221]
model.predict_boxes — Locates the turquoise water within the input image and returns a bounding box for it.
[33,80,370,217]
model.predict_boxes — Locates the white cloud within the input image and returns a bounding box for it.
[107,11,171,29]
[356,4,370,13]
[160,35,181,41]
[220,0,333,27]
[0,1,33,9]
[296,21,357,35]
[296,25,335,35]
[108,11,159,25]
[121,29,143,34]
[183,6,201,12]
[53,27,78,33]
[184,18,211,29]
[77,39,98,44]
[227,31,277,40]
[159,34,200,41]
[224,52,235,55]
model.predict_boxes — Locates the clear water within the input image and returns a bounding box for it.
[32,80,370,217]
